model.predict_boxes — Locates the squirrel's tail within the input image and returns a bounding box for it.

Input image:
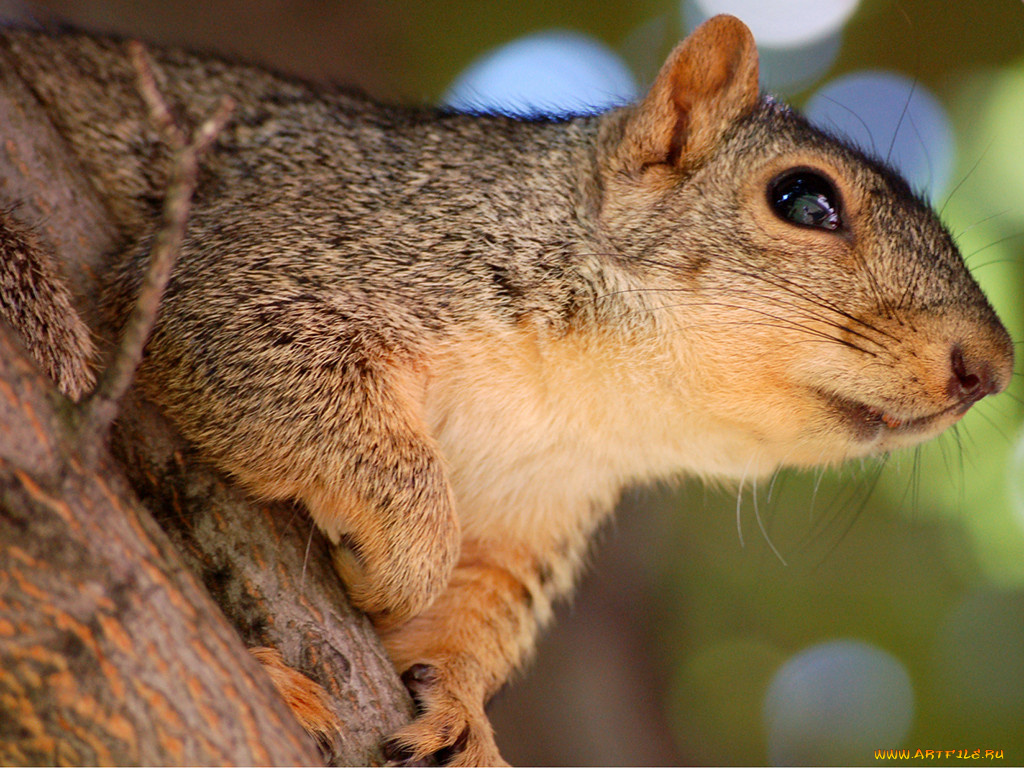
[0,208,96,401]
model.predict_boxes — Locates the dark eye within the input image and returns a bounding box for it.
[769,170,842,231]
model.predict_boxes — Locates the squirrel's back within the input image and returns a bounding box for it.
[1,29,617,344]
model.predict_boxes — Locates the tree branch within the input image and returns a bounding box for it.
[0,324,323,765]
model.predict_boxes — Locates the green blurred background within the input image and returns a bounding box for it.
[9,0,1023,764]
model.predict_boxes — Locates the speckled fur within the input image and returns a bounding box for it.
[0,209,95,400]
[0,16,1012,766]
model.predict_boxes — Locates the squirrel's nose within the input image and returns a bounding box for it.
[949,344,999,407]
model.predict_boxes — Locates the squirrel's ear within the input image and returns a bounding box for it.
[617,14,759,174]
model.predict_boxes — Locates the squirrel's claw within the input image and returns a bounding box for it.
[383,662,508,768]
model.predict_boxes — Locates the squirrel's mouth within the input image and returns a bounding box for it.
[819,390,969,443]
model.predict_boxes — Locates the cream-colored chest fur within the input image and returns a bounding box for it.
[423,321,775,548]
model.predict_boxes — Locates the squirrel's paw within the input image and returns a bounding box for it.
[250,647,339,748]
[330,530,457,628]
[382,663,508,768]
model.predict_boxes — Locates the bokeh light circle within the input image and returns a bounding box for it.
[443,31,637,117]
[758,31,843,95]
[805,71,955,201]
[764,639,914,765]
[692,0,860,47]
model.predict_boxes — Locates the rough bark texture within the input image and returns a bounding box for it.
[113,397,418,765]
[0,40,416,767]
[0,328,322,766]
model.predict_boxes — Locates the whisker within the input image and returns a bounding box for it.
[592,278,889,353]
[964,230,1024,261]
[813,455,889,569]
[953,424,967,512]
[816,94,878,156]
[895,265,922,314]
[617,251,902,344]
[905,446,922,514]
[641,299,882,355]
[954,207,1012,239]
[809,467,827,523]
[766,465,784,505]
[709,259,901,343]
[752,471,788,566]
[736,455,755,549]
[996,389,1023,406]
[850,247,903,325]
[966,406,1014,445]
[906,110,935,200]
[940,139,994,218]
[805,464,861,544]
[965,256,1024,274]
[886,77,917,167]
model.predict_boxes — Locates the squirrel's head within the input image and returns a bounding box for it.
[595,15,1014,472]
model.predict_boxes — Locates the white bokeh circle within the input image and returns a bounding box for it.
[805,71,955,201]
[443,31,637,117]
[764,639,914,765]
[693,0,860,47]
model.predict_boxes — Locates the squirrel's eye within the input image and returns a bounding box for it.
[769,170,842,231]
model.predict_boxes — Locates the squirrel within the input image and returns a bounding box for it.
[0,14,1014,767]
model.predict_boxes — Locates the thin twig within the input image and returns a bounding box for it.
[130,41,181,145]
[78,41,234,446]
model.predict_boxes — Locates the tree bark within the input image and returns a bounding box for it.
[0,327,323,766]
[0,42,415,767]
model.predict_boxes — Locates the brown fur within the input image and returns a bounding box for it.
[0,15,1013,766]
[250,647,339,750]
[0,209,96,400]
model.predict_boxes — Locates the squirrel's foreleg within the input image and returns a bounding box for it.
[294,358,462,627]
[378,537,576,766]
